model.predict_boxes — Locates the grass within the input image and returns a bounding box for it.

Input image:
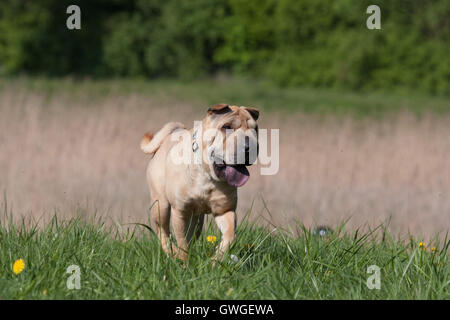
[0,77,448,299]
[0,209,448,300]
[1,75,449,117]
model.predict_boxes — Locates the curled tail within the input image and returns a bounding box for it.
[140,122,186,154]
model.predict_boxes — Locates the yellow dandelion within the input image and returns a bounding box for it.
[431,246,438,253]
[12,259,25,275]
[206,235,217,243]
[419,242,426,249]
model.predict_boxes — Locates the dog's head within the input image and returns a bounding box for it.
[201,104,259,187]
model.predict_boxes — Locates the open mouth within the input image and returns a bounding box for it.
[213,161,250,187]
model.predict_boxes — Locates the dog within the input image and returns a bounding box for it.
[140,104,259,262]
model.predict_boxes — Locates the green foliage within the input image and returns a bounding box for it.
[0,0,448,94]
[0,212,448,299]
[139,0,228,78]
[0,0,118,75]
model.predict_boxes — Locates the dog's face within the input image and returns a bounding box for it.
[201,104,259,187]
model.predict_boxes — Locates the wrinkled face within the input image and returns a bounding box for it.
[202,104,259,187]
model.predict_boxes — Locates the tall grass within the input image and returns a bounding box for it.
[1,78,449,239]
[0,206,448,299]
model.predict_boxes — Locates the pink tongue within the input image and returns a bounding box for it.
[224,165,250,187]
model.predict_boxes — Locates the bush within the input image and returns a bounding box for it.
[0,0,448,94]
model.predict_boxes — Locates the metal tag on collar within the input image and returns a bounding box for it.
[192,130,199,152]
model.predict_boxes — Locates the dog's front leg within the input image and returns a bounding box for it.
[213,211,236,262]
[171,209,190,261]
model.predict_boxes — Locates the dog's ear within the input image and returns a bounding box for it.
[207,104,231,115]
[244,107,259,120]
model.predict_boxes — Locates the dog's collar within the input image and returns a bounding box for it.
[192,130,199,152]
[192,128,203,165]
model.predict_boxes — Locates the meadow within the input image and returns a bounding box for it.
[0,213,448,299]
[1,77,449,237]
[0,77,449,299]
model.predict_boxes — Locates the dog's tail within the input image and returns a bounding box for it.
[140,122,186,155]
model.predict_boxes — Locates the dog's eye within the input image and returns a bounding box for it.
[222,125,232,130]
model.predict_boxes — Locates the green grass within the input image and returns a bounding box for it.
[1,75,449,117]
[0,211,448,299]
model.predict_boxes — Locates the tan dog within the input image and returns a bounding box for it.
[140,104,259,262]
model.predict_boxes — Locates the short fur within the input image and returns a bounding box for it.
[141,104,259,262]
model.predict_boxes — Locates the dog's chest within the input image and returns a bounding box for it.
[181,182,236,215]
